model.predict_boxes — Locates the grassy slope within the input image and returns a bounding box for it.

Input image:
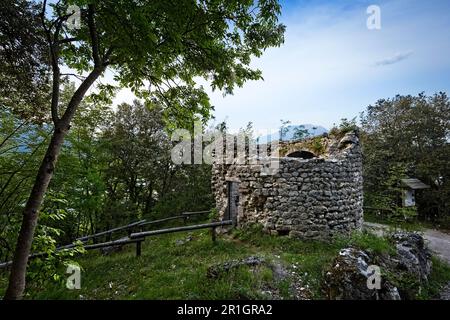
[1,224,449,300]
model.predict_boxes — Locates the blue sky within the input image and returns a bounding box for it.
[113,0,450,131]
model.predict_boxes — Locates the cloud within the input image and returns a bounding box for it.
[375,51,413,66]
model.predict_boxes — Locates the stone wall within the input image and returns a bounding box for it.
[212,132,363,240]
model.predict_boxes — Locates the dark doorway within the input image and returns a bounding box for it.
[286,150,315,159]
[226,181,240,226]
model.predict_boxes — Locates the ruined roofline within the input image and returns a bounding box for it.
[212,155,342,167]
[210,130,360,165]
[278,129,360,144]
[256,130,360,160]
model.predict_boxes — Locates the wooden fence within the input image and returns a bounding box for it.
[0,210,221,270]
[75,210,211,243]
[76,220,146,243]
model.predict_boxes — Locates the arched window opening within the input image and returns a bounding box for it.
[286,150,315,159]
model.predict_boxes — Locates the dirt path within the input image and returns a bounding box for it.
[363,222,450,264]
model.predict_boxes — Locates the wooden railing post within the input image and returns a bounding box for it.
[136,240,142,257]
[211,227,217,243]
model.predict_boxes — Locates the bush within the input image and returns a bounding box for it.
[329,117,359,138]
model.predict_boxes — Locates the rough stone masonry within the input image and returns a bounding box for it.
[212,131,363,240]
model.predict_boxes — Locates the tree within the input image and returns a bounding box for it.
[360,93,450,222]
[102,101,172,219]
[48,84,113,240]
[3,0,285,299]
[0,0,51,123]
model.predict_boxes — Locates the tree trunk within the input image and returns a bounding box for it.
[3,127,67,300]
[3,66,104,300]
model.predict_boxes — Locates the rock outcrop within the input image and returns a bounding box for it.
[323,232,432,300]
[323,247,400,300]
[391,231,432,282]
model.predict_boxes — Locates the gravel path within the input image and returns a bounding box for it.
[423,229,450,264]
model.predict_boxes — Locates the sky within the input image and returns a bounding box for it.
[112,0,450,132]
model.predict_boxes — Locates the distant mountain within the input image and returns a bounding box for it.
[257,124,328,144]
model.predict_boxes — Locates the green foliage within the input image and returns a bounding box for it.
[305,137,326,155]
[26,191,86,289]
[329,117,359,138]
[395,207,418,221]
[208,208,219,221]
[1,0,285,248]
[26,245,85,291]
[384,268,422,300]
[0,95,212,249]
[0,90,215,263]
[0,0,50,122]
[381,252,450,300]
[101,100,214,221]
[54,0,285,127]
[334,231,395,255]
[0,107,50,261]
[198,264,277,300]
[364,211,427,232]
[2,0,286,297]
[1,222,448,300]
[365,163,418,222]
[361,93,450,223]
[231,224,340,298]
[417,257,450,299]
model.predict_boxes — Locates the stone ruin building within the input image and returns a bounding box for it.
[212,131,363,240]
